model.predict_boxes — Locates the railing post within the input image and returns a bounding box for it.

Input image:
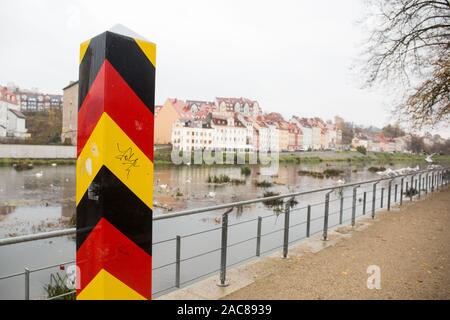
[306,205,311,237]
[218,209,230,287]
[380,187,384,208]
[418,174,421,199]
[431,172,434,192]
[425,174,428,194]
[363,191,366,215]
[387,180,392,211]
[439,171,442,187]
[409,176,413,201]
[339,195,344,224]
[394,184,398,202]
[372,182,379,219]
[283,203,291,258]
[351,186,359,226]
[175,235,181,288]
[256,216,262,257]
[323,191,332,240]
[24,267,30,300]
[405,182,409,201]
[400,178,404,205]
[436,171,439,191]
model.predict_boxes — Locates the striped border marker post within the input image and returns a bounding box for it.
[76,25,155,300]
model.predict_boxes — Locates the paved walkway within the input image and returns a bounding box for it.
[223,187,450,300]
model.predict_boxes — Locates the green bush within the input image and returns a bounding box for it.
[298,170,324,179]
[255,180,273,188]
[356,146,367,155]
[240,166,251,176]
[323,169,344,177]
[262,191,283,208]
[231,178,246,185]
[207,174,231,183]
[44,273,75,300]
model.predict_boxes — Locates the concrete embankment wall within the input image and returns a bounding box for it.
[0,144,76,159]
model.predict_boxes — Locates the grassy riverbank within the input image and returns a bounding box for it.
[0,158,75,167]
[1,150,449,167]
[278,151,450,164]
[154,149,450,166]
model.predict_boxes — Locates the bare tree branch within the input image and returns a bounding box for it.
[359,0,450,129]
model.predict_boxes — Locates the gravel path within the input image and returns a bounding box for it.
[223,187,450,300]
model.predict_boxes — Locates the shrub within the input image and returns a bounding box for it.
[262,191,283,208]
[231,178,246,185]
[298,170,324,179]
[240,166,251,176]
[207,174,231,183]
[323,169,344,177]
[356,146,367,155]
[255,180,273,188]
[44,273,75,300]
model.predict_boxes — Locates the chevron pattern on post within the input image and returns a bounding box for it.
[76,30,155,300]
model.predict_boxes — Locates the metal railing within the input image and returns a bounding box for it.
[0,167,448,300]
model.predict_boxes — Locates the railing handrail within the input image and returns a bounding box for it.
[0,167,445,247]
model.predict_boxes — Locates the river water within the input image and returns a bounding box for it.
[0,160,428,299]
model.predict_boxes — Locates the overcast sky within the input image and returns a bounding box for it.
[1,0,448,137]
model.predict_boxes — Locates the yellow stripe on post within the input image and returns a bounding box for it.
[79,39,91,64]
[134,39,157,67]
[76,113,154,209]
[77,269,147,300]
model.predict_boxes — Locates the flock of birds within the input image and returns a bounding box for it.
[333,153,440,185]
[375,153,441,177]
[375,166,420,177]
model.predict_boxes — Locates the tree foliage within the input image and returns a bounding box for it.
[23,109,62,144]
[340,122,355,145]
[360,0,450,128]
[356,145,368,155]
[382,124,406,138]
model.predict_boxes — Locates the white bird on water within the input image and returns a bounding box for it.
[425,153,436,163]
[35,171,43,178]
[207,191,216,198]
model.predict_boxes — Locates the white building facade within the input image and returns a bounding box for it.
[0,87,29,139]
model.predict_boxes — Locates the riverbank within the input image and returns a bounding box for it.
[223,187,450,300]
[1,148,449,167]
[154,149,450,166]
[0,158,75,167]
